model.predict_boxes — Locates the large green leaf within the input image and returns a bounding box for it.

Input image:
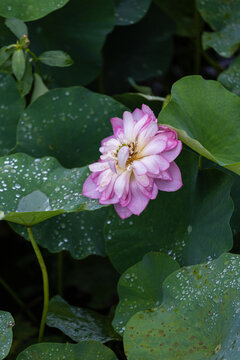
[218,55,240,96]
[15,86,127,168]
[0,73,25,156]
[28,0,115,86]
[104,4,174,93]
[124,253,240,360]
[0,153,103,226]
[197,0,240,57]
[105,149,233,273]
[113,252,179,335]
[11,208,108,259]
[17,341,118,360]
[158,76,240,175]
[0,0,69,21]
[0,311,14,360]
[46,296,119,342]
[114,0,151,26]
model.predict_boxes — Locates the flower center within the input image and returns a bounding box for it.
[126,142,138,166]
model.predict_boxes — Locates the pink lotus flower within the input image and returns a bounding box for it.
[83,105,182,219]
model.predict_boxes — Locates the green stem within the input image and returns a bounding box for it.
[0,276,36,322]
[26,48,41,76]
[199,155,203,169]
[57,252,63,296]
[194,2,202,74]
[27,227,49,342]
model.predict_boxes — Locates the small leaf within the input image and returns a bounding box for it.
[12,49,25,81]
[0,46,13,66]
[16,55,33,97]
[124,253,240,360]
[39,50,73,67]
[30,73,48,103]
[5,18,28,39]
[0,311,14,360]
[16,341,118,360]
[46,296,120,342]
[0,153,104,226]
[113,252,179,335]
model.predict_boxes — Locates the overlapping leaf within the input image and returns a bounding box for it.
[0,311,14,360]
[124,253,240,360]
[113,252,179,335]
[46,296,119,342]
[0,0,70,21]
[218,55,240,96]
[114,0,151,26]
[159,76,240,175]
[105,150,233,273]
[197,0,240,57]
[28,0,115,86]
[17,341,118,360]
[0,153,103,226]
[11,208,108,259]
[0,73,25,156]
[15,86,127,168]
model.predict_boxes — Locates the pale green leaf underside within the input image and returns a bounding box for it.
[159,76,240,175]
[124,253,240,360]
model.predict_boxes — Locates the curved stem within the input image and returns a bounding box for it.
[27,227,49,342]
[0,276,36,322]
